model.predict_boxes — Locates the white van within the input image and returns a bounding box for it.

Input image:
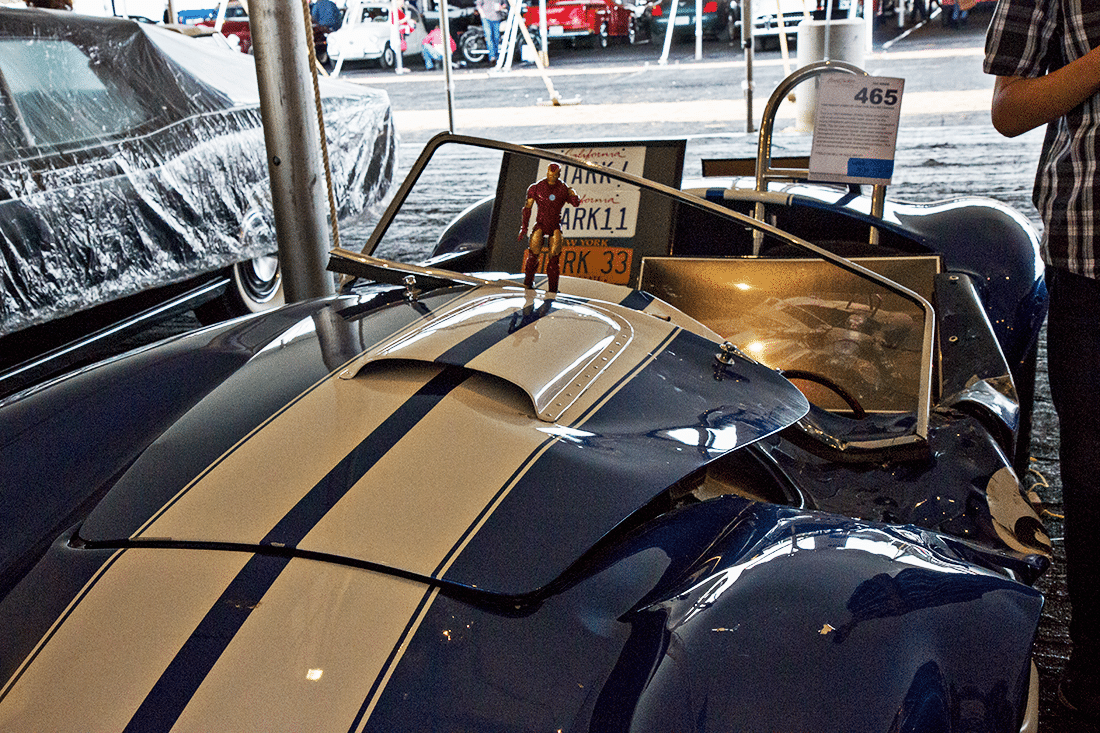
[328,0,428,67]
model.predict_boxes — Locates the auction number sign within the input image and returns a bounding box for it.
[809,75,905,185]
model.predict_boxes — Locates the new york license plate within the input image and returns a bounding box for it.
[533,244,633,285]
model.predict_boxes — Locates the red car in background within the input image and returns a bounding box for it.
[522,0,642,47]
[197,1,332,63]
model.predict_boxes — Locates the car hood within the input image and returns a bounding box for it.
[80,281,809,596]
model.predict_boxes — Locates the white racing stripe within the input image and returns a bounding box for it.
[137,362,449,544]
[139,287,683,575]
[0,549,435,730]
[172,560,434,731]
[0,550,250,732]
[298,371,561,576]
[1,287,689,731]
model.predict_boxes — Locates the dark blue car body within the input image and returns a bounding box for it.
[0,134,1051,732]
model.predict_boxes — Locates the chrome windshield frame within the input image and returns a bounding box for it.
[358,131,935,443]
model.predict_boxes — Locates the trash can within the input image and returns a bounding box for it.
[792,18,864,131]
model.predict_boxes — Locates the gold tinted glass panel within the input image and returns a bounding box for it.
[639,256,940,413]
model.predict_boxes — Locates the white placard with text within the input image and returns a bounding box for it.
[809,75,905,186]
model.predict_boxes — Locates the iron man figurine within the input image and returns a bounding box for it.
[518,163,581,292]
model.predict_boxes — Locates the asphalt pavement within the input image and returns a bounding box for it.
[335,5,1006,145]
[334,9,1086,731]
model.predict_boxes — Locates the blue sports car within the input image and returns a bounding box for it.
[0,111,1050,732]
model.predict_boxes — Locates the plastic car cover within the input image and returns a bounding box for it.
[0,8,395,336]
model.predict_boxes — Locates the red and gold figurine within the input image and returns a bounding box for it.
[518,163,581,292]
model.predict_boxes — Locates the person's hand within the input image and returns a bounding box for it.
[518,226,527,241]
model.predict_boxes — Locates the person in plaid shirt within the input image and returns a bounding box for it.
[986,0,1100,718]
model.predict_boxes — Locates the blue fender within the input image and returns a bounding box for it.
[0,298,351,597]
[627,504,1042,733]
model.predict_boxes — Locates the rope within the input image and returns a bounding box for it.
[299,0,342,250]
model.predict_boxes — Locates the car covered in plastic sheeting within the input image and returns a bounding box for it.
[0,130,1052,732]
[0,8,395,387]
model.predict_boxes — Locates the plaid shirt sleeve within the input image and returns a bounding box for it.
[984,0,1058,78]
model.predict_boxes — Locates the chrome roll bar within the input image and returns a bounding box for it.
[752,61,888,246]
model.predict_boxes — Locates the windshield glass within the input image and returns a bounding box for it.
[0,38,150,148]
[361,135,933,420]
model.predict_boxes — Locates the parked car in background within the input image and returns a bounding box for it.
[643,0,734,40]
[327,0,427,68]
[419,0,481,36]
[175,7,217,23]
[0,7,395,396]
[196,0,333,62]
[72,0,219,23]
[733,0,809,44]
[522,0,642,47]
[645,0,845,46]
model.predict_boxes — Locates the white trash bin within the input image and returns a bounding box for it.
[792,19,864,131]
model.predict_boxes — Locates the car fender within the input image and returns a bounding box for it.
[628,505,1043,733]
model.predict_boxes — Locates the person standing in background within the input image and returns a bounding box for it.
[421,24,455,69]
[475,0,507,64]
[986,0,1100,719]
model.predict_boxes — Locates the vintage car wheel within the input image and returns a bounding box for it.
[195,210,284,324]
[459,27,487,64]
[195,254,283,325]
[379,43,397,68]
[526,27,543,51]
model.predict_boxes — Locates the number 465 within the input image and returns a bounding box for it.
[854,87,899,105]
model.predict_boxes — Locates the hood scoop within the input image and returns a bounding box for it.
[339,287,634,422]
[80,282,809,597]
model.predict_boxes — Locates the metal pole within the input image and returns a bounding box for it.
[864,0,873,53]
[497,3,520,71]
[695,0,702,59]
[390,0,407,73]
[658,0,678,64]
[441,0,455,132]
[250,1,335,301]
[742,0,754,132]
[214,0,229,31]
[539,0,548,66]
